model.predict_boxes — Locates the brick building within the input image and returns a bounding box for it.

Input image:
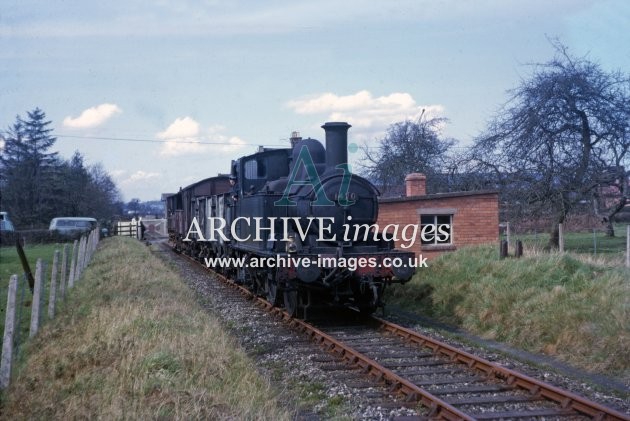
[377,173,499,260]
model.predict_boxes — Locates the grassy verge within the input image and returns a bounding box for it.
[1,237,290,420]
[386,245,629,381]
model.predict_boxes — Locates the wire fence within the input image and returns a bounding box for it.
[1,228,101,389]
[500,222,630,267]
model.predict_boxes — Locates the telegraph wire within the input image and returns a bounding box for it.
[45,134,475,151]
[54,133,288,147]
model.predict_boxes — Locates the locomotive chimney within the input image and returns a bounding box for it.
[321,122,351,170]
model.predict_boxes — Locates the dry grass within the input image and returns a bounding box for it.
[1,237,290,420]
[386,245,630,381]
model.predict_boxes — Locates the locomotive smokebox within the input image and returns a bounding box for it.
[322,122,351,170]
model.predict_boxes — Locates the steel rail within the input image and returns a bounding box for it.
[373,317,630,421]
[220,275,474,420]
[175,250,629,420]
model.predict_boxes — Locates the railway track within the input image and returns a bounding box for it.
[309,319,629,420]
[167,243,629,420]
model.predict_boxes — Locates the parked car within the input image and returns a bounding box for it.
[49,217,97,235]
[0,211,15,232]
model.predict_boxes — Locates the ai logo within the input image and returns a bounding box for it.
[274,145,355,207]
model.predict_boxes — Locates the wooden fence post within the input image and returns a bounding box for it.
[558,223,564,253]
[15,239,35,293]
[48,250,59,319]
[506,222,511,254]
[76,236,86,281]
[500,240,508,259]
[89,229,96,261]
[68,240,78,289]
[60,244,68,299]
[29,259,43,338]
[1,275,18,389]
[81,235,87,271]
[76,237,83,279]
[82,234,89,269]
[83,234,90,268]
[84,233,90,266]
[626,225,629,269]
[86,231,93,264]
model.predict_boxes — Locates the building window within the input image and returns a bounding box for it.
[420,214,452,245]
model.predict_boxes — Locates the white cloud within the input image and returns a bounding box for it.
[208,124,247,153]
[121,170,160,185]
[287,90,444,141]
[157,116,204,156]
[157,118,246,156]
[109,169,127,178]
[63,103,122,129]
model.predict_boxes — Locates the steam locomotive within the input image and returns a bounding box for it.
[165,122,415,317]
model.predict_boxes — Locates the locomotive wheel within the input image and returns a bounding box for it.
[355,284,381,315]
[266,273,280,306]
[252,272,265,296]
[236,266,245,285]
[215,245,226,274]
[283,285,298,317]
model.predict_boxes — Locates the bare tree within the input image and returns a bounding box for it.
[470,41,630,246]
[590,135,629,236]
[360,115,455,196]
[87,163,122,220]
[54,153,122,221]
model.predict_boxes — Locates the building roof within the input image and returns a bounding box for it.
[379,189,498,204]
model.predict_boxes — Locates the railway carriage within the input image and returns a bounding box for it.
[166,176,231,254]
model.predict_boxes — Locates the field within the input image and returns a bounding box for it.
[1,237,290,419]
[505,223,629,259]
[0,243,71,347]
[385,243,630,382]
[0,243,65,284]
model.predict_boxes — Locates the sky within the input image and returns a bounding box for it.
[1,0,629,201]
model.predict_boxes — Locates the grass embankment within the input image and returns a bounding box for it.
[386,246,629,380]
[1,237,290,420]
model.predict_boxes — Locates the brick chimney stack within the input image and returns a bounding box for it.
[405,173,426,197]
